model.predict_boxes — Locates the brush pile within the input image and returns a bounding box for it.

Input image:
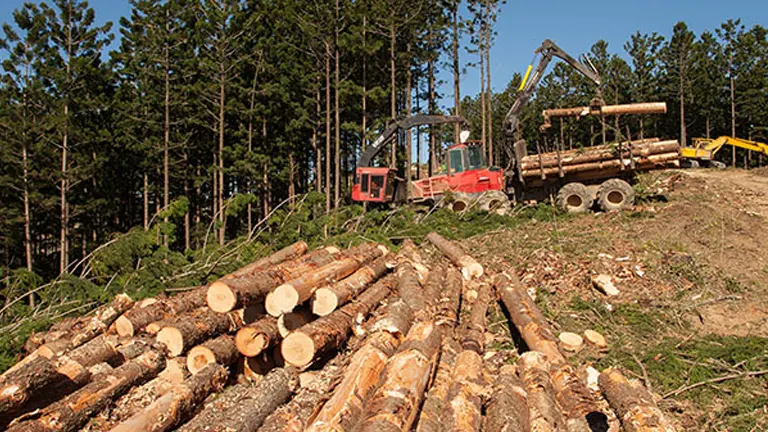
[0,235,675,432]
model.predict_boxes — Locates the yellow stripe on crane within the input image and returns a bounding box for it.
[519,65,533,91]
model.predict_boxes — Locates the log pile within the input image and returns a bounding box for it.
[0,237,676,431]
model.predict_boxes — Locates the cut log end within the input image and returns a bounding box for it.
[157,327,184,357]
[235,327,269,357]
[114,316,135,338]
[559,332,584,352]
[266,285,299,317]
[311,288,338,317]
[207,281,238,313]
[281,332,316,368]
[186,346,216,375]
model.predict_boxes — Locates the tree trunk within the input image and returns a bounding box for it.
[22,142,33,278]
[187,334,240,375]
[281,274,395,368]
[428,43,436,176]
[389,15,397,168]
[143,173,149,231]
[334,0,341,209]
[218,63,227,247]
[265,245,387,317]
[314,86,322,193]
[406,41,413,196]
[9,351,166,432]
[207,246,340,313]
[235,316,280,357]
[357,321,441,432]
[109,363,228,432]
[519,351,567,432]
[155,308,246,357]
[114,287,207,338]
[60,100,69,274]
[483,364,530,432]
[426,232,483,280]
[598,368,675,432]
[325,42,332,211]
[452,5,461,146]
[246,61,260,234]
[679,55,686,148]
[485,5,494,166]
[311,256,390,316]
[480,37,487,153]
[731,74,736,166]
[163,19,170,248]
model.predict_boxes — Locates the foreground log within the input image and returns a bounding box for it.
[113,287,207,338]
[496,273,607,431]
[231,241,309,278]
[235,316,280,357]
[281,274,395,368]
[207,246,342,313]
[266,245,388,316]
[483,364,530,432]
[156,308,246,357]
[460,282,491,354]
[311,256,390,316]
[426,232,483,279]
[441,350,485,432]
[9,350,165,432]
[180,368,298,432]
[186,335,240,375]
[357,320,441,432]
[519,351,567,432]
[394,247,429,319]
[436,267,463,330]
[305,299,413,432]
[415,333,461,432]
[109,363,228,432]
[0,334,138,422]
[258,353,345,432]
[598,368,676,432]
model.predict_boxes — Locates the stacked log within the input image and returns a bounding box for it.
[519,139,680,179]
[156,308,248,357]
[265,244,388,316]
[230,241,309,278]
[186,334,240,374]
[311,256,390,316]
[112,287,207,338]
[599,368,676,432]
[426,232,483,280]
[483,364,530,432]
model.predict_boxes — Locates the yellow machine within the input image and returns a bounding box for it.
[681,136,768,163]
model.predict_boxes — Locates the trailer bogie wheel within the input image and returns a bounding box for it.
[477,190,511,215]
[449,193,473,213]
[556,183,592,213]
[597,179,635,212]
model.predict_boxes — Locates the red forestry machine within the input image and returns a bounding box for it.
[353,39,614,213]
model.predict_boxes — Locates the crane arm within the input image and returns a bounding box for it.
[503,39,602,139]
[357,114,467,168]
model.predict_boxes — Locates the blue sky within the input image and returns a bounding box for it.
[1,0,765,114]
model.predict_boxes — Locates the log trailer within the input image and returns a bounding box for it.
[352,39,680,213]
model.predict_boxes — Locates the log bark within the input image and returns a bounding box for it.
[357,321,441,432]
[231,241,309,278]
[0,334,131,422]
[460,282,490,354]
[422,265,445,306]
[113,287,207,338]
[277,308,313,337]
[598,368,675,432]
[415,332,461,432]
[483,364,530,432]
[9,350,165,432]
[156,308,246,357]
[518,351,567,432]
[266,245,388,316]
[207,246,341,313]
[519,138,660,165]
[495,273,607,431]
[426,232,483,279]
[394,250,429,320]
[541,103,667,130]
[521,151,680,178]
[281,274,395,368]
[235,316,280,357]
[441,350,485,432]
[180,368,298,432]
[436,267,463,330]
[305,298,412,432]
[109,363,227,432]
[311,256,390,316]
[258,353,345,432]
[520,140,677,171]
[186,335,240,375]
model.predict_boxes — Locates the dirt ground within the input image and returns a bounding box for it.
[458,168,768,431]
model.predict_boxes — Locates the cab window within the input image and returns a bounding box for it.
[361,173,369,193]
[449,149,465,174]
[467,146,485,170]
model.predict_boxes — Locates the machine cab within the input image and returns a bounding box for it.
[352,167,397,203]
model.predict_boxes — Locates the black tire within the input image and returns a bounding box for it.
[556,183,592,213]
[478,190,511,215]
[596,178,635,212]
